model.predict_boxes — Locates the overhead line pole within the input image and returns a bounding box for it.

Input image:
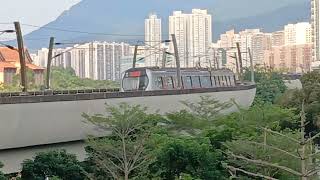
[132,45,138,68]
[14,21,27,93]
[236,42,243,82]
[248,47,255,83]
[162,48,167,68]
[171,34,182,89]
[46,37,55,90]
[234,52,240,80]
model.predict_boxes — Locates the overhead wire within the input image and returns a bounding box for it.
[21,23,146,37]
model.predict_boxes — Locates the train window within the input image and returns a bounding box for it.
[200,76,212,88]
[172,76,178,88]
[225,76,229,86]
[224,76,228,86]
[191,76,201,88]
[154,77,163,89]
[211,76,216,87]
[222,76,226,87]
[182,76,192,89]
[217,76,221,87]
[139,76,148,90]
[228,76,232,86]
[164,76,174,89]
[230,76,235,86]
[122,76,149,91]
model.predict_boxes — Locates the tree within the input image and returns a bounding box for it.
[50,67,119,90]
[0,162,6,180]
[225,104,320,180]
[21,150,86,180]
[213,102,298,139]
[147,135,227,180]
[165,96,232,135]
[277,71,320,142]
[83,103,159,180]
[244,67,286,104]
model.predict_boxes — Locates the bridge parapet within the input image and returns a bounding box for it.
[0,85,256,104]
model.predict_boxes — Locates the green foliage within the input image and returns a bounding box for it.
[213,103,298,139]
[50,67,119,90]
[225,130,303,179]
[84,103,161,180]
[0,67,119,92]
[165,96,232,135]
[21,150,86,180]
[147,135,227,180]
[277,71,320,141]
[181,96,232,120]
[244,67,287,104]
[204,126,234,150]
[0,162,7,180]
[0,69,42,92]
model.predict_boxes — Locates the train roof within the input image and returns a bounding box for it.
[126,67,234,73]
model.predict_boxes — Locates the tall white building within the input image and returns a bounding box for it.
[35,48,72,69]
[35,41,130,81]
[284,22,312,45]
[36,48,49,67]
[251,33,272,66]
[238,29,261,67]
[312,0,320,64]
[145,14,162,67]
[169,9,212,67]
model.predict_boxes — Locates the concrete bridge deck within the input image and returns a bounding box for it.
[0,85,256,173]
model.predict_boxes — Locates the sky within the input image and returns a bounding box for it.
[0,0,81,40]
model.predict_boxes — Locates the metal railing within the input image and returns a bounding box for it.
[0,88,120,98]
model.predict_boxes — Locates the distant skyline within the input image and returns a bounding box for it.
[0,0,81,39]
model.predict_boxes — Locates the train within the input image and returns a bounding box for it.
[121,67,238,92]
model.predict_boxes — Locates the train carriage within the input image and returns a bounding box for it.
[121,67,237,92]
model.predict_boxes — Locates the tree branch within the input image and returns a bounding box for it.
[305,132,320,144]
[261,128,300,144]
[94,158,118,179]
[308,150,320,159]
[247,141,300,159]
[307,168,320,177]
[228,152,302,176]
[226,165,279,180]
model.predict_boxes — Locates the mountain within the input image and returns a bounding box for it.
[214,1,310,37]
[16,0,309,50]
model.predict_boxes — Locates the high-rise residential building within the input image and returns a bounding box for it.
[169,11,189,67]
[251,33,272,66]
[264,44,312,73]
[169,9,212,67]
[272,31,285,47]
[218,29,239,49]
[145,14,162,67]
[35,41,130,81]
[35,48,72,69]
[284,22,312,45]
[36,48,49,67]
[238,29,261,67]
[312,0,320,64]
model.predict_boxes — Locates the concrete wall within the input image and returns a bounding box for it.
[0,87,256,173]
[284,79,303,90]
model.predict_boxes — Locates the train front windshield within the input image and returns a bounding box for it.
[122,70,149,91]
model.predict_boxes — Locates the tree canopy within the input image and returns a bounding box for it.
[21,150,86,180]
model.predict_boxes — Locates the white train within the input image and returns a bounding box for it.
[121,67,237,92]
